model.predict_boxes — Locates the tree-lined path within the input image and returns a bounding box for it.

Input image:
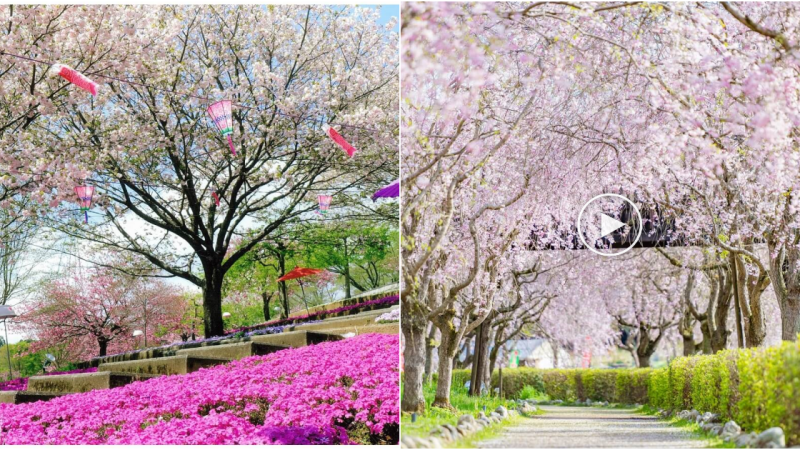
[478,407,705,448]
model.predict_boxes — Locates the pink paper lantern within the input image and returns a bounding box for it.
[323,124,357,157]
[207,100,236,155]
[318,195,332,214]
[74,185,95,223]
[50,64,99,96]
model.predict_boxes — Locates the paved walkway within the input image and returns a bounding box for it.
[478,406,707,448]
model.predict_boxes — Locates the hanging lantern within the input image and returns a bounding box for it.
[74,185,94,223]
[211,191,220,207]
[318,195,332,214]
[50,64,99,96]
[323,124,357,157]
[207,100,236,155]
[372,180,399,201]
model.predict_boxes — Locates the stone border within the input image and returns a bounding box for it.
[660,409,786,448]
[400,405,527,448]
[79,301,394,368]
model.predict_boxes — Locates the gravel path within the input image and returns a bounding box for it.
[477,406,707,448]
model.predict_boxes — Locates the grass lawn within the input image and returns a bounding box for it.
[400,380,528,445]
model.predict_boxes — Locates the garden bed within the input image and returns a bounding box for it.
[0,334,399,444]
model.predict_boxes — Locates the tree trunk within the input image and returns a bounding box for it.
[278,254,289,318]
[98,338,108,357]
[638,353,651,368]
[432,323,457,409]
[423,324,436,384]
[343,237,351,299]
[261,291,272,321]
[779,295,800,340]
[767,240,800,341]
[699,320,714,354]
[746,282,768,347]
[681,330,696,356]
[202,265,225,338]
[469,319,491,396]
[401,305,427,413]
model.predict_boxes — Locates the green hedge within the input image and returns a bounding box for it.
[472,339,800,445]
[487,368,650,404]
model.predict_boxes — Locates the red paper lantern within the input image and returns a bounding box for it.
[323,124,357,157]
[50,64,99,96]
[74,185,94,223]
[207,100,236,155]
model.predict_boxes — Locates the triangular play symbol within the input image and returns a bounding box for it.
[600,214,625,238]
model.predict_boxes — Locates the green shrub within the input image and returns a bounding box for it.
[580,369,618,401]
[519,385,549,401]
[446,340,800,445]
[452,369,471,391]
[541,369,578,402]
[648,368,670,409]
[489,367,545,399]
[667,356,695,411]
[615,368,651,404]
[736,341,800,444]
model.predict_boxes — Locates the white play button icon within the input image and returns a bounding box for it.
[576,193,642,256]
[600,214,625,238]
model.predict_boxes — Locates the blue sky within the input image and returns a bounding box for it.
[370,4,400,32]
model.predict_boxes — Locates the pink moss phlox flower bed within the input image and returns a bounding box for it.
[0,334,399,445]
[0,367,99,392]
[228,295,399,335]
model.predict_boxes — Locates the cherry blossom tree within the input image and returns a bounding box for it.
[17,264,187,360]
[2,5,398,337]
[401,1,800,413]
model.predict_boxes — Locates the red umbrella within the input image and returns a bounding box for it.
[277,266,323,282]
[277,267,324,315]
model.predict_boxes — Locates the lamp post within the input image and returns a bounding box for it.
[133,329,143,350]
[0,305,17,381]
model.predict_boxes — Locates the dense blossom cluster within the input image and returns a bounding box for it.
[375,309,400,323]
[0,368,99,392]
[0,334,399,444]
[228,295,399,335]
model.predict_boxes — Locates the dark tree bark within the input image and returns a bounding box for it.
[469,318,491,396]
[201,264,225,338]
[432,318,458,409]
[401,303,427,413]
[261,291,274,321]
[768,232,800,341]
[423,324,437,384]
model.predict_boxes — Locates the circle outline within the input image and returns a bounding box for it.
[576,193,643,257]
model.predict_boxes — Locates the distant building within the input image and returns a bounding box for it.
[502,338,574,369]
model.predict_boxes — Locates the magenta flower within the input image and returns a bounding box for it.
[0,334,399,445]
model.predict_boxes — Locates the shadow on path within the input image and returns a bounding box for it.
[478,406,706,448]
